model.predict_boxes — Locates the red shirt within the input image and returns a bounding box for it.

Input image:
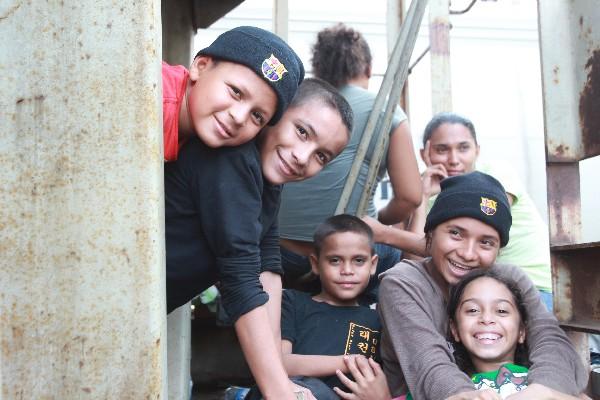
[162,62,189,161]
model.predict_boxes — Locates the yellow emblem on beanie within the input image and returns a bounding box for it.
[480,197,498,216]
[262,54,288,82]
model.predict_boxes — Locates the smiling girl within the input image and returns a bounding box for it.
[445,269,590,399]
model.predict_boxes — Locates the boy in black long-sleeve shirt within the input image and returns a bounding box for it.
[165,78,352,399]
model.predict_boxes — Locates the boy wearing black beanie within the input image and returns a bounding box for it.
[163,26,304,161]
[424,171,512,247]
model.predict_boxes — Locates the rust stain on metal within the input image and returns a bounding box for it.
[0,1,21,21]
[546,164,581,244]
[579,48,600,157]
[554,143,569,156]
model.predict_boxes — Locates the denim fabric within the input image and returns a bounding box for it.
[539,290,553,312]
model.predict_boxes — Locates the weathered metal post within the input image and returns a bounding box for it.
[273,0,289,41]
[161,4,194,398]
[0,2,166,399]
[538,0,600,378]
[429,0,452,113]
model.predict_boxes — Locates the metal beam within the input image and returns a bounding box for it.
[0,2,166,398]
[428,0,452,113]
[273,0,289,41]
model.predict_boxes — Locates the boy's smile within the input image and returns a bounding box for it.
[310,231,377,307]
[428,217,500,291]
[450,277,526,373]
[182,56,277,148]
[259,99,348,185]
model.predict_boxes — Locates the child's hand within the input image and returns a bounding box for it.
[421,140,447,197]
[446,389,502,400]
[333,356,392,400]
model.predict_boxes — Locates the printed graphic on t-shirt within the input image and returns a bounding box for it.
[344,322,380,358]
[472,363,528,398]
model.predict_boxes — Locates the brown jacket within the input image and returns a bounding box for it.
[378,259,587,399]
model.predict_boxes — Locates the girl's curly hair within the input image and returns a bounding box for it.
[311,23,372,88]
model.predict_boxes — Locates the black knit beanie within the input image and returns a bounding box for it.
[196,26,305,125]
[424,171,512,247]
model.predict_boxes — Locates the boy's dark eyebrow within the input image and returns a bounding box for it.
[446,225,498,242]
[433,141,471,148]
[323,251,371,258]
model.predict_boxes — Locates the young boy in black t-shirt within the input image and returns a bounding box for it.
[247,214,381,399]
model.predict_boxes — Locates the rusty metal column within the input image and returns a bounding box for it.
[167,304,192,400]
[0,2,166,399]
[162,0,195,66]
[428,0,452,113]
[162,5,193,398]
[387,0,410,114]
[539,0,600,374]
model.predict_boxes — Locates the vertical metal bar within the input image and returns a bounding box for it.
[168,305,192,400]
[539,0,600,162]
[539,0,600,370]
[545,163,582,246]
[355,0,428,216]
[335,0,429,216]
[0,2,166,399]
[162,6,195,397]
[162,0,195,65]
[273,0,289,41]
[566,331,591,376]
[387,0,411,117]
[429,0,452,113]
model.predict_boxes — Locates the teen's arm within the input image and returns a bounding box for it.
[377,121,422,225]
[260,271,283,343]
[259,219,285,344]
[281,339,358,377]
[495,264,588,394]
[362,215,427,256]
[235,307,300,400]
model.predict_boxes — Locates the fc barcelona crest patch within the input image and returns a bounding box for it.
[480,197,497,216]
[262,54,287,82]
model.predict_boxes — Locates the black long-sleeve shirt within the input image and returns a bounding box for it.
[164,137,282,320]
